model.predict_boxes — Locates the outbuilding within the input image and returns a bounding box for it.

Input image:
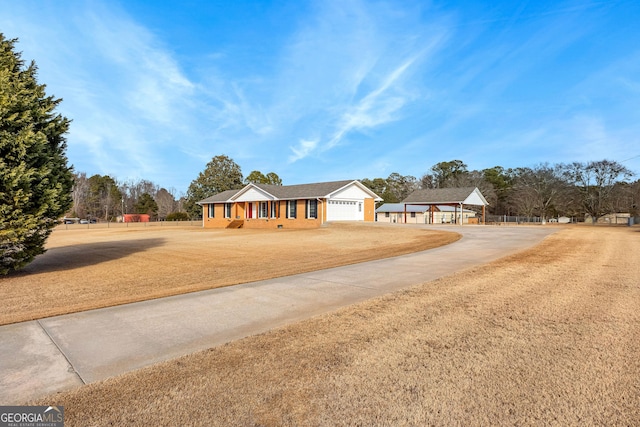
[376,203,478,224]
[400,187,489,225]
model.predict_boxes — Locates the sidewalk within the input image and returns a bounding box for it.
[0,225,559,404]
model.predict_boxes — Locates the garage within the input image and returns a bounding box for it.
[327,200,363,221]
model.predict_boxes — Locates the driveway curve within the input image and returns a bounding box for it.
[0,225,559,404]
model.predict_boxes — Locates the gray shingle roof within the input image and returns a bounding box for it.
[198,179,381,205]
[402,187,484,204]
[197,189,239,205]
[253,180,355,199]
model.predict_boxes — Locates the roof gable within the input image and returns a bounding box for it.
[328,181,383,201]
[402,187,488,206]
[198,179,383,204]
[255,180,381,200]
[231,184,276,202]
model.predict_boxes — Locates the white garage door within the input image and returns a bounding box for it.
[327,200,363,221]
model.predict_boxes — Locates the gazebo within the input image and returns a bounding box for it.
[401,187,489,225]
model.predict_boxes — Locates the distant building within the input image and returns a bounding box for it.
[376,203,478,224]
[397,187,489,224]
[585,213,630,224]
[123,214,150,223]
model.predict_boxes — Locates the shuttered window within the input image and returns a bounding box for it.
[307,199,317,219]
[287,200,297,218]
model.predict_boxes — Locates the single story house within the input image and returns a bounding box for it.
[198,180,382,229]
[400,187,489,224]
[376,203,478,224]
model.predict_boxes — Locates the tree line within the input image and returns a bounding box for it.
[68,173,187,222]
[68,155,639,224]
[179,155,638,223]
[360,159,638,222]
[68,155,284,221]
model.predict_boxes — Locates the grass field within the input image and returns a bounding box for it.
[31,225,640,426]
[1,222,458,325]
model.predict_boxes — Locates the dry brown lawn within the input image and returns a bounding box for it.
[0,222,458,325]
[34,226,640,426]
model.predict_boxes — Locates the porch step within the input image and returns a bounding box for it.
[226,220,244,229]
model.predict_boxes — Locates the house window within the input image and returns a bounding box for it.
[385,212,390,218]
[411,212,416,218]
[359,202,362,212]
[259,202,268,218]
[271,201,277,218]
[224,203,232,218]
[208,204,215,218]
[287,200,297,218]
[307,199,318,219]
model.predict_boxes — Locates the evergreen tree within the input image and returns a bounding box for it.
[85,174,121,220]
[244,170,282,185]
[185,155,243,217]
[134,193,158,219]
[0,35,74,274]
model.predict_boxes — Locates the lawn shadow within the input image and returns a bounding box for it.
[15,238,166,275]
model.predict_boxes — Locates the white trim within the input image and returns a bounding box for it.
[326,180,383,201]
[232,184,276,202]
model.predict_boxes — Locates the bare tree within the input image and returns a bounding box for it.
[512,164,566,221]
[155,188,176,220]
[119,179,159,215]
[630,180,640,216]
[509,184,539,219]
[562,160,633,223]
[70,172,89,218]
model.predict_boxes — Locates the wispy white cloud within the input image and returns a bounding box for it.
[0,1,201,186]
[324,53,423,151]
[79,5,196,127]
[289,139,318,162]
[276,0,448,162]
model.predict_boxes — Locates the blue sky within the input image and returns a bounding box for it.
[2,0,639,193]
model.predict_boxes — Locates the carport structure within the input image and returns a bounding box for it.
[401,187,489,225]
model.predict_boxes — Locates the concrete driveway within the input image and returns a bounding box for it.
[0,225,559,404]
